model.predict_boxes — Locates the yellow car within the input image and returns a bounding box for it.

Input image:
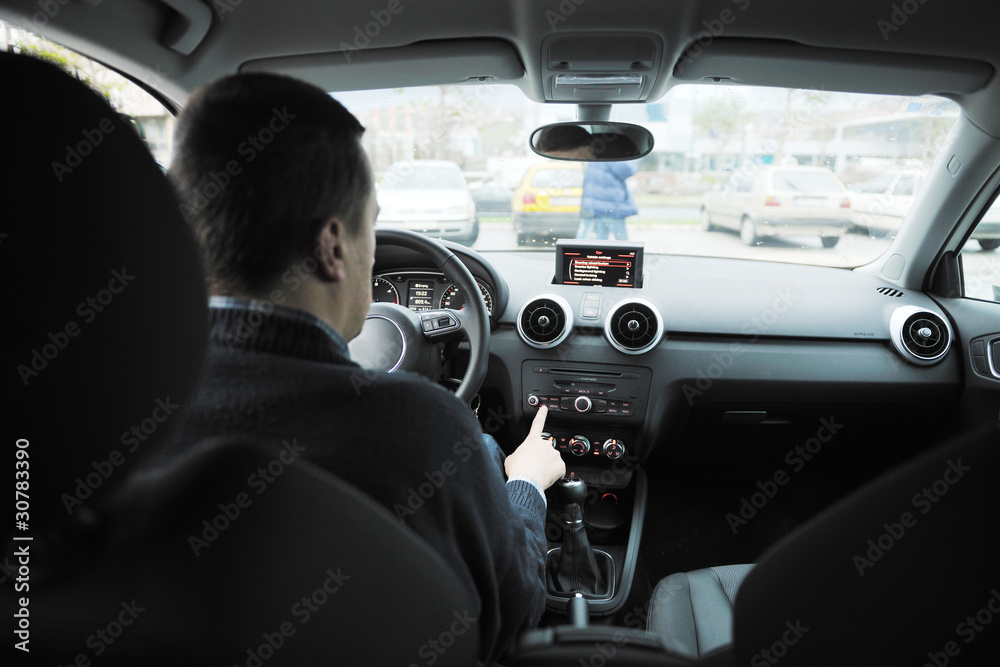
[511,162,584,246]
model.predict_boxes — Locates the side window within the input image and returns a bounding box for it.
[960,196,1000,301]
[1,21,175,167]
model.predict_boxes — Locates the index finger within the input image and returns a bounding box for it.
[527,404,548,438]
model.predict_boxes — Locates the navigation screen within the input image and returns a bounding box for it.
[555,240,643,288]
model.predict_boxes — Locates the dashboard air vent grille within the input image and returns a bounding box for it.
[604,299,664,354]
[889,306,952,366]
[876,287,905,298]
[517,295,573,349]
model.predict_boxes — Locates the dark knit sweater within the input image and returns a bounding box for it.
[169,301,547,663]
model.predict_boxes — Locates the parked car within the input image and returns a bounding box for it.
[849,169,925,237]
[701,164,853,247]
[511,162,584,245]
[852,169,1000,249]
[376,160,478,244]
[469,178,514,214]
[972,199,1000,250]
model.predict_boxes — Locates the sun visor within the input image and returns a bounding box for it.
[241,38,524,91]
[673,38,993,97]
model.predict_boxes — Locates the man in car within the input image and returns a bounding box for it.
[166,72,566,664]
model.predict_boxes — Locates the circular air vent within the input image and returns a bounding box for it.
[604,299,664,354]
[517,294,573,349]
[889,305,952,366]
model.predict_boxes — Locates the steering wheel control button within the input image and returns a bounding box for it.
[574,395,593,412]
[419,310,459,335]
[569,436,591,457]
[602,438,625,460]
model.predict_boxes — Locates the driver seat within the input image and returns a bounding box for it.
[1,52,479,665]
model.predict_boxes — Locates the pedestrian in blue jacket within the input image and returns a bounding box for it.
[578,160,639,240]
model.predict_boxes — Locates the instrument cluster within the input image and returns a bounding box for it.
[371,271,494,315]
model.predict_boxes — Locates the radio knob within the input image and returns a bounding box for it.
[602,438,625,460]
[569,435,591,457]
[527,394,539,407]
[574,396,592,413]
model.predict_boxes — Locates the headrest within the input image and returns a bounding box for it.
[1,53,207,531]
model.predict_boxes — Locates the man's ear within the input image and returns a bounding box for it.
[315,218,347,282]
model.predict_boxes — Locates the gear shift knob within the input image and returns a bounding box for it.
[554,473,588,510]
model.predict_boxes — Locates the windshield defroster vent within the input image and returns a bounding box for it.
[877,287,905,298]
[604,299,664,354]
[517,295,573,349]
[889,306,952,365]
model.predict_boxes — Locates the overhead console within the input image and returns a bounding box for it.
[540,33,665,102]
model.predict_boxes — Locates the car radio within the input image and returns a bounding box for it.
[522,361,651,421]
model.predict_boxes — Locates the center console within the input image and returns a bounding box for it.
[521,360,651,617]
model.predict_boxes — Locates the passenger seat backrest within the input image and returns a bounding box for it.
[733,426,1000,666]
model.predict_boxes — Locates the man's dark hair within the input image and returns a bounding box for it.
[170,72,371,294]
[536,124,593,153]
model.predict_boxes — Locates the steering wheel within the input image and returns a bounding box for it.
[347,229,490,406]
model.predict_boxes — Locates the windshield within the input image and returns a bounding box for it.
[382,166,467,190]
[336,84,958,268]
[771,171,844,193]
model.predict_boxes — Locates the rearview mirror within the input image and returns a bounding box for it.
[530,122,653,162]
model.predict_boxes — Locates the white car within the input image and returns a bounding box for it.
[849,169,925,237]
[376,160,478,245]
[701,165,853,248]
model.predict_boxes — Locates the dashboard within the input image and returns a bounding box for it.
[369,240,973,472]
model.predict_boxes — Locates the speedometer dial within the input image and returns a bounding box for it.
[440,282,493,314]
[371,277,400,304]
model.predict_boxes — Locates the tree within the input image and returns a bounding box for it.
[694,93,748,171]
[8,26,128,109]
